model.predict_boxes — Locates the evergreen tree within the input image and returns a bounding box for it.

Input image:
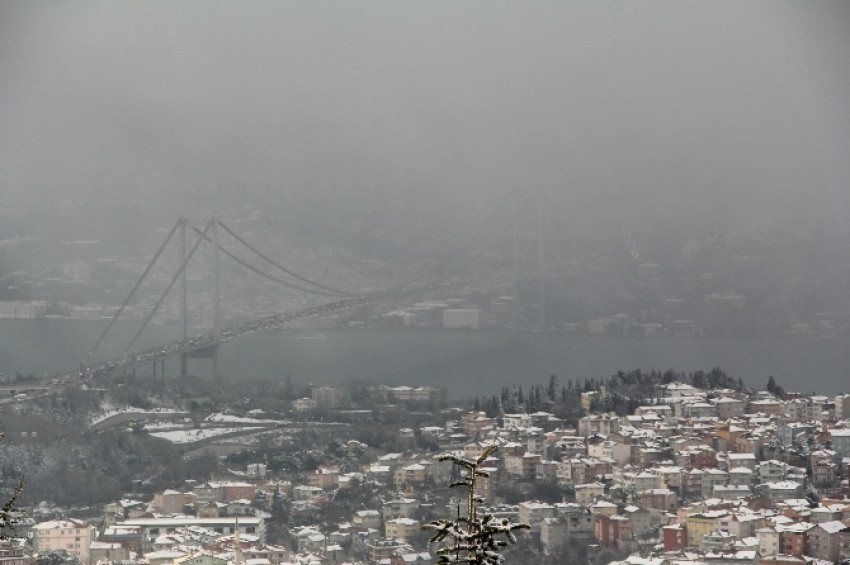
[766,376,776,393]
[532,386,542,411]
[547,375,558,401]
[0,433,25,538]
[424,445,529,565]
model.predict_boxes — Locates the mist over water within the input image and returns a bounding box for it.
[3,320,848,398]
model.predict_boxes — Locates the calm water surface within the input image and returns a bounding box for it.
[1,320,849,397]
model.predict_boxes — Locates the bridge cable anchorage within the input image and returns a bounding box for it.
[84,217,183,365]
[216,219,354,296]
[125,219,215,354]
[190,226,345,297]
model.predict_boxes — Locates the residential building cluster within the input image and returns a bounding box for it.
[0,301,48,320]
[11,381,850,565]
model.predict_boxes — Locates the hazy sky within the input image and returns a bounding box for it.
[2,1,849,237]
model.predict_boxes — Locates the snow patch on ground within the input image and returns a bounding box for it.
[89,407,185,426]
[205,413,280,424]
[149,427,264,444]
[143,421,192,431]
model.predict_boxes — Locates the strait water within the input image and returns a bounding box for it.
[1,319,849,398]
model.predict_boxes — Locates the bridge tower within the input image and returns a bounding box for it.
[211,217,221,377]
[180,217,189,378]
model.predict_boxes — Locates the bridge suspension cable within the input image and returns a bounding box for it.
[125,219,214,353]
[84,218,182,365]
[216,220,355,296]
[190,225,345,297]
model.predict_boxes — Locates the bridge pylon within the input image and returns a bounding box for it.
[178,218,222,378]
[211,218,221,378]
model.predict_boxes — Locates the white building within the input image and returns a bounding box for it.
[0,300,48,319]
[120,517,264,544]
[442,309,485,329]
[518,502,555,533]
[32,519,97,564]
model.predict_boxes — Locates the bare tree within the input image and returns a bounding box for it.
[423,445,528,565]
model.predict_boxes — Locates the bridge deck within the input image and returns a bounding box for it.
[55,282,449,383]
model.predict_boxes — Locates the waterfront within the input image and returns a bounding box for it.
[2,319,849,397]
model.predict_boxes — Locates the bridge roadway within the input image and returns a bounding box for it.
[54,282,450,383]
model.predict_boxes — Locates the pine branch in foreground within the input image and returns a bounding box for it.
[423,445,528,565]
[0,432,25,539]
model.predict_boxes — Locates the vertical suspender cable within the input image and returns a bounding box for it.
[212,218,221,340]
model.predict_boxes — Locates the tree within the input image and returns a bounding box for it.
[34,551,81,565]
[0,433,25,538]
[692,371,707,390]
[766,376,776,393]
[423,445,529,565]
[547,375,558,401]
[531,480,562,504]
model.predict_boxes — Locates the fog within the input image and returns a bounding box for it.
[2,1,848,238]
[2,1,850,346]
[8,3,850,546]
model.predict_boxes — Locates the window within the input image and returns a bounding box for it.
[246,527,255,533]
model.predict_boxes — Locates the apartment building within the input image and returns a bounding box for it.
[32,520,96,564]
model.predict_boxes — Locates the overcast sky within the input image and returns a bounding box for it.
[2,1,849,239]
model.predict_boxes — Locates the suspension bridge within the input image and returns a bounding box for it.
[54,216,467,384]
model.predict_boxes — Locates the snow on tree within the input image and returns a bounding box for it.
[423,445,528,565]
[0,433,25,538]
